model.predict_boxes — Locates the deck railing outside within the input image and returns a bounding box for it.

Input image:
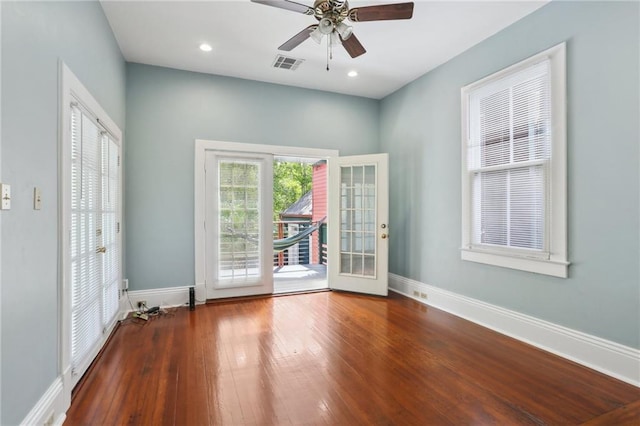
[273,220,326,267]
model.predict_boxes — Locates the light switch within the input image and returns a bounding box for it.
[0,183,11,210]
[34,187,42,210]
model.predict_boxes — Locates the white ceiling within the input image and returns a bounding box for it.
[100,0,548,99]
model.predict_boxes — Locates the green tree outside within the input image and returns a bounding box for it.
[273,161,312,220]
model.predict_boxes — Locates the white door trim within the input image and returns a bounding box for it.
[194,140,338,301]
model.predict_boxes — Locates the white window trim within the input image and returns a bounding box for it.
[460,43,568,278]
[59,61,123,410]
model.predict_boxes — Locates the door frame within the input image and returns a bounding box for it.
[194,140,338,302]
[59,62,123,409]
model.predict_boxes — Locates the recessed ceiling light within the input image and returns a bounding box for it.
[348,70,358,78]
[199,43,212,52]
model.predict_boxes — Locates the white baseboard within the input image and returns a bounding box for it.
[20,377,66,426]
[125,285,201,313]
[389,273,640,387]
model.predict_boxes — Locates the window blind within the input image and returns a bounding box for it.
[217,159,262,282]
[102,134,120,326]
[70,104,120,375]
[467,60,551,254]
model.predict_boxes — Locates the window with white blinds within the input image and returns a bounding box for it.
[468,60,550,252]
[70,103,121,379]
[461,43,568,278]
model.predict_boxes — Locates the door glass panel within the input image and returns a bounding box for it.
[352,254,363,275]
[341,233,351,252]
[340,253,351,274]
[353,231,362,251]
[364,210,375,232]
[363,255,375,275]
[218,159,262,282]
[339,165,377,278]
[341,167,352,185]
[364,165,375,185]
[364,234,375,254]
[353,210,362,231]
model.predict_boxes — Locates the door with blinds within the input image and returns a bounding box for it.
[69,103,122,385]
[204,151,274,299]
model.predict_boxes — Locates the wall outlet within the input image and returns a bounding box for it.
[420,292,428,299]
[44,411,55,426]
[1,183,11,210]
[122,278,129,290]
[413,290,420,297]
[137,300,146,309]
[34,187,42,210]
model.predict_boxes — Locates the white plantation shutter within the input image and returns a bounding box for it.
[467,60,551,255]
[70,103,121,376]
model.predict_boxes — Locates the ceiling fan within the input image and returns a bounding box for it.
[251,0,414,60]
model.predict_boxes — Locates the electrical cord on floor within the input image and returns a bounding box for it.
[125,290,137,312]
[118,291,148,326]
[119,289,186,325]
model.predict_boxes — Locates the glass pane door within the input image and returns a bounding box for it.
[339,165,377,277]
[205,152,274,299]
[329,154,389,296]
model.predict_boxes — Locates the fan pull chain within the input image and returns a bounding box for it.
[326,36,330,71]
[330,33,334,61]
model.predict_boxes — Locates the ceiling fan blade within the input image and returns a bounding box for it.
[341,33,366,58]
[278,25,317,51]
[251,0,315,15]
[348,2,414,22]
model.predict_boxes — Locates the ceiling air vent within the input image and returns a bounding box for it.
[272,55,304,71]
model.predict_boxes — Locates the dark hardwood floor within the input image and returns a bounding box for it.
[65,291,640,425]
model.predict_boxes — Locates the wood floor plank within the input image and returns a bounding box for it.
[581,399,640,425]
[65,291,640,425]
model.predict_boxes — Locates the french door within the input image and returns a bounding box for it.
[204,151,274,299]
[328,154,389,296]
[196,141,389,299]
[69,103,121,385]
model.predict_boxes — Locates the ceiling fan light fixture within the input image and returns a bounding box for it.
[318,17,334,35]
[336,22,353,40]
[253,0,415,64]
[310,27,324,44]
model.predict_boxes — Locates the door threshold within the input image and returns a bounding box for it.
[205,288,331,305]
[273,288,330,297]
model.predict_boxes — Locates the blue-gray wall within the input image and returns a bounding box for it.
[125,63,379,291]
[380,1,639,348]
[0,1,126,424]
[1,0,638,423]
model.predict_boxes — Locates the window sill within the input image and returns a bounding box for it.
[461,248,569,278]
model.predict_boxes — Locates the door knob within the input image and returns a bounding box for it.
[381,234,388,239]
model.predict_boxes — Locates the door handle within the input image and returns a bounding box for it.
[381,224,388,239]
